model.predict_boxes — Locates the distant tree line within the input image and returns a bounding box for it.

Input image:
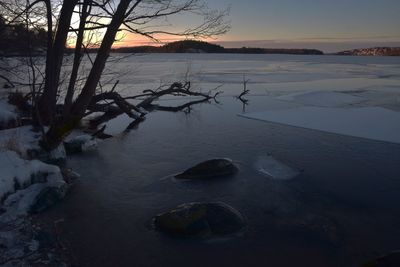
[0,15,47,56]
[109,40,324,55]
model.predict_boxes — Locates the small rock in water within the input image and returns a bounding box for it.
[64,134,97,154]
[29,187,66,214]
[361,251,400,267]
[175,158,239,179]
[61,168,80,184]
[154,202,245,237]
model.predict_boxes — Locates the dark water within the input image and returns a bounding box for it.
[42,93,400,267]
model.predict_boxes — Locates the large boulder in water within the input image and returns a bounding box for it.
[154,202,245,238]
[175,158,239,180]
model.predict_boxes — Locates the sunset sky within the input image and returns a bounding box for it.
[116,0,400,52]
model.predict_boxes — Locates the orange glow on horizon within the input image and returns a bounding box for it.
[112,32,218,48]
[66,29,224,49]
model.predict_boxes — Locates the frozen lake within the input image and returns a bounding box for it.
[42,54,400,267]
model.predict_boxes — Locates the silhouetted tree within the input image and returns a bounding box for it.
[2,0,229,150]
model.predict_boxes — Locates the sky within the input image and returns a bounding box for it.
[119,0,400,52]
[212,0,400,52]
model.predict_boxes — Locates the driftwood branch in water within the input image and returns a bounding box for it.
[90,125,113,139]
[237,90,250,100]
[236,74,250,104]
[86,81,220,129]
[150,98,211,112]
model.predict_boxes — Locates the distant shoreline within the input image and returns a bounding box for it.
[109,47,324,56]
[2,40,400,57]
[2,51,400,57]
[88,40,400,56]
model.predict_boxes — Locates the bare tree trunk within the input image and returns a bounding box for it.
[63,0,90,117]
[36,0,226,150]
[43,0,134,150]
[38,0,79,124]
[70,0,133,118]
[44,0,53,93]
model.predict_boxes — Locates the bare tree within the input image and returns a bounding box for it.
[2,0,229,150]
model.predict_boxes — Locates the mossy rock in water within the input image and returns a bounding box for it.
[361,251,400,267]
[175,158,239,180]
[154,202,245,237]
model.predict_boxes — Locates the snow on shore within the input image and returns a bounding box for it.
[0,97,68,221]
[0,126,41,157]
[0,93,79,266]
[0,137,67,264]
[0,99,19,130]
[0,150,66,220]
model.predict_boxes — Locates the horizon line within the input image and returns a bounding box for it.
[106,39,400,53]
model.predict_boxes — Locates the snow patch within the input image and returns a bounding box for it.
[48,144,66,161]
[0,99,18,129]
[0,126,41,157]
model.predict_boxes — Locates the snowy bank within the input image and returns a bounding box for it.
[0,126,41,158]
[0,151,66,220]
[0,99,19,130]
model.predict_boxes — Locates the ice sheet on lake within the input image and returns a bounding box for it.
[278,91,365,107]
[255,155,299,180]
[239,107,400,144]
